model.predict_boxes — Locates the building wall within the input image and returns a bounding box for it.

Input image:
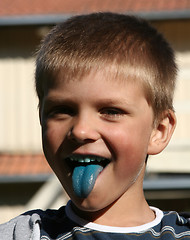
[0,58,41,152]
[148,19,190,173]
[0,26,45,153]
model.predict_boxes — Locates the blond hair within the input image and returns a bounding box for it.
[35,12,177,122]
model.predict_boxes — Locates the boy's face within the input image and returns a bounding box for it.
[40,69,155,212]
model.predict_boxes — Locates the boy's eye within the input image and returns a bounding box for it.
[47,106,75,118]
[100,108,125,120]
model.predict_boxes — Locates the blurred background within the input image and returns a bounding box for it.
[0,0,190,224]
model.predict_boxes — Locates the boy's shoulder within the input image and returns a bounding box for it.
[162,210,190,228]
[150,211,190,239]
[0,206,68,240]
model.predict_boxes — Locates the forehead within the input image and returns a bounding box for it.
[43,67,148,103]
[44,63,146,93]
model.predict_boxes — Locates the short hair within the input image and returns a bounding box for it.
[35,12,177,123]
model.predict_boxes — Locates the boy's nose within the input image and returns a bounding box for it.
[67,117,100,144]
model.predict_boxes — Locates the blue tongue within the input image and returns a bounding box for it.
[72,164,103,198]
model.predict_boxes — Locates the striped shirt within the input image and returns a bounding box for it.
[39,201,190,239]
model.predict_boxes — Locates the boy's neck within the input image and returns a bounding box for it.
[71,186,155,227]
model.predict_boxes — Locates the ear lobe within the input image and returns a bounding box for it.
[148,110,176,155]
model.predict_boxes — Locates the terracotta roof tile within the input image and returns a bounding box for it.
[0,154,52,176]
[0,0,190,17]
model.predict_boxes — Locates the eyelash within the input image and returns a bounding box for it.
[47,106,75,118]
[100,108,126,120]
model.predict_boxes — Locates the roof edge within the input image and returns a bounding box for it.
[0,10,190,26]
[0,174,52,183]
[0,14,71,26]
[138,9,190,20]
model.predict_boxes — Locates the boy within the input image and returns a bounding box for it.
[1,12,190,239]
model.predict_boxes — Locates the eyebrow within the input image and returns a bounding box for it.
[42,97,75,108]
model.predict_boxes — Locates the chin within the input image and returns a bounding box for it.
[72,192,114,214]
[74,198,102,212]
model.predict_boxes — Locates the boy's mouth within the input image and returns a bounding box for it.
[66,155,110,168]
[65,155,111,198]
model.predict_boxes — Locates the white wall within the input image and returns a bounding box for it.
[0,58,42,153]
[148,52,190,173]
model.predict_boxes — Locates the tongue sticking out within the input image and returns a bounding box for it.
[72,164,103,198]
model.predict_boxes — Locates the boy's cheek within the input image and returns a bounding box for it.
[42,126,60,154]
[115,153,145,180]
[112,132,148,175]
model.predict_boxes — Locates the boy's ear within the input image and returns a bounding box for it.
[39,105,42,125]
[148,110,176,155]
